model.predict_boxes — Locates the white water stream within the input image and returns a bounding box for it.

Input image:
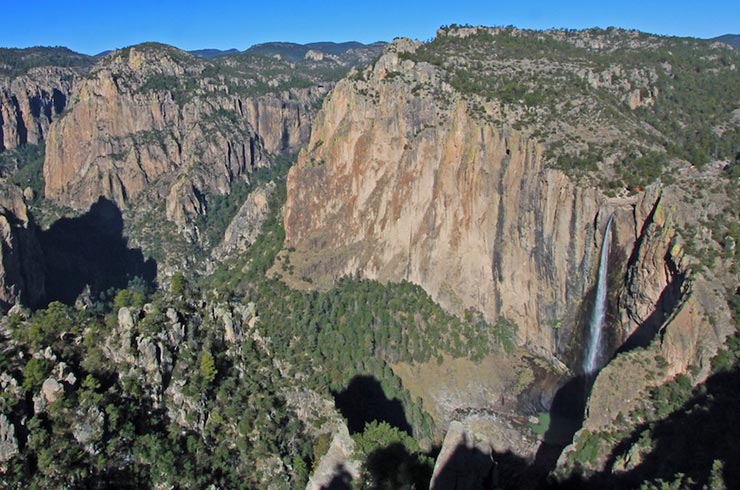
[583,216,613,374]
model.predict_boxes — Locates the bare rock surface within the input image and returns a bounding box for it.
[0,413,18,463]
[306,423,360,490]
[0,183,45,310]
[215,182,275,259]
[43,44,323,226]
[0,65,86,151]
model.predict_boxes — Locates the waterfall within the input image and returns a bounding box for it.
[583,216,613,375]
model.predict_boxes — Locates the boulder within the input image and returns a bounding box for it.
[41,377,63,403]
[0,414,19,463]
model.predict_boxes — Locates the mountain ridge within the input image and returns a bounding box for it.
[188,47,240,58]
[711,33,740,48]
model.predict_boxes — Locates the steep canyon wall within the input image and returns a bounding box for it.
[43,45,323,225]
[282,46,677,361]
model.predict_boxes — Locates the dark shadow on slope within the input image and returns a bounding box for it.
[364,443,433,490]
[28,94,43,119]
[39,197,156,306]
[0,213,47,311]
[600,366,740,489]
[332,375,413,435]
[321,464,354,489]
[429,443,495,490]
[52,89,67,115]
[430,367,740,489]
[534,374,592,472]
[617,252,687,355]
[429,442,570,490]
[14,99,27,145]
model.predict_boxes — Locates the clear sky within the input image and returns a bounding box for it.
[1,0,738,54]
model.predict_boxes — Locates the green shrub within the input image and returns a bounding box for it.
[22,358,51,393]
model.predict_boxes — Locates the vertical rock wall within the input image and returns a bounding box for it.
[42,46,323,225]
[0,183,45,310]
[282,50,660,358]
[0,67,79,151]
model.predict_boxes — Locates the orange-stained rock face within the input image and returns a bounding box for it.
[281,41,727,370]
[283,48,626,358]
[43,67,179,210]
[43,44,320,225]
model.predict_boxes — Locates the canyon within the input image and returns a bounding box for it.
[0,27,738,489]
[282,30,738,485]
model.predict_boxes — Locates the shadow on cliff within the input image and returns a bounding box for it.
[39,197,156,306]
[428,367,740,489]
[429,442,572,490]
[321,464,354,489]
[534,374,592,472]
[599,365,740,489]
[616,251,687,355]
[332,375,413,435]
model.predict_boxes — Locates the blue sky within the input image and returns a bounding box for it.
[1,0,738,54]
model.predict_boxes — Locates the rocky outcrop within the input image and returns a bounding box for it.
[616,192,690,345]
[43,44,324,225]
[583,186,732,428]
[104,305,181,407]
[0,413,18,464]
[214,182,275,260]
[72,406,105,454]
[0,67,82,151]
[41,377,64,403]
[31,360,78,414]
[0,183,45,310]
[555,276,733,476]
[211,301,257,343]
[554,186,735,475]
[429,417,541,490]
[306,423,360,490]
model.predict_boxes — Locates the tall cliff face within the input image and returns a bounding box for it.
[43,44,324,225]
[282,43,738,470]
[554,183,737,476]
[0,67,82,151]
[283,43,652,358]
[0,47,92,152]
[0,183,45,310]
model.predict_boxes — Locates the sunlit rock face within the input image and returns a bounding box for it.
[44,43,322,225]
